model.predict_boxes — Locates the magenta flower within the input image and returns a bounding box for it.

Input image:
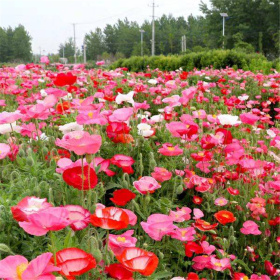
[64,205,90,231]
[158,143,183,156]
[133,176,161,195]
[240,112,260,125]
[0,253,60,279]
[19,207,70,236]
[169,226,196,242]
[55,131,102,155]
[109,107,134,122]
[151,167,172,182]
[141,214,176,241]
[240,220,262,235]
[210,257,231,271]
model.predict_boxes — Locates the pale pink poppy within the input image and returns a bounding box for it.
[133,176,161,194]
[210,257,231,271]
[193,208,204,220]
[169,226,196,242]
[40,56,50,64]
[169,207,192,222]
[141,214,176,241]
[109,230,137,256]
[201,241,216,255]
[240,220,262,235]
[0,100,6,106]
[109,107,134,123]
[151,167,172,182]
[0,111,22,124]
[64,205,90,231]
[0,253,60,280]
[214,197,228,206]
[0,143,11,159]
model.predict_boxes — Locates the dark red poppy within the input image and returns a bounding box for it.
[55,248,96,279]
[90,207,129,230]
[105,263,133,280]
[110,189,136,206]
[116,247,159,276]
[193,219,218,231]
[184,241,203,257]
[63,166,98,190]
[54,72,77,87]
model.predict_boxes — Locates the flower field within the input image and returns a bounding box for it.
[0,63,279,280]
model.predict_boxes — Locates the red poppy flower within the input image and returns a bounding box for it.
[63,166,98,190]
[264,260,277,276]
[54,72,77,87]
[186,272,200,280]
[215,128,233,144]
[110,189,136,206]
[105,263,133,280]
[193,219,218,231]
[106,122,132,144]
[111,155,135,174]
[214,210,236,225]
[227,187,240,195]
[180,71,188,80]
[90,207,129,230]
[56,101,71,114]
[193,196,203,205]
[55,248,96,280]
[184,241,203,257]
[116,247,159,276]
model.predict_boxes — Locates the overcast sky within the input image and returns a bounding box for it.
[0,0,211,54]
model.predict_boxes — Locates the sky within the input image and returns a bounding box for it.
[0,0,211,54]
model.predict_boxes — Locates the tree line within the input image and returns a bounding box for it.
[58,0,279,63]
[0,25,32,63]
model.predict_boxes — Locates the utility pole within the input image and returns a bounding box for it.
[83,42,87,64]
[63,45,65,59]
[72,23,77,64]
[149,0,157,56]
[140,30,145,56]
[181,35,186,52]
[220,13,228,49]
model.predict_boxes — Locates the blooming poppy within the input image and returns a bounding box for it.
[193,219,218,231]
[184,241,203,257]
[55,248,96,279]
[193,196,203,205]
[90,206,129,230]
[214,210,236,225]
[110,154,135,174]
[63,166,98,190]
[116,247,159,276]
[105,263,133,280]
[54,72,77,87]
[110,189,136,206]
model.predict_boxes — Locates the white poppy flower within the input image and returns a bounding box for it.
[217,114,241,126]
[59,122,83,135]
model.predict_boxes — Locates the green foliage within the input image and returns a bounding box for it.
[0,25,32,63]
[111,50,279,73]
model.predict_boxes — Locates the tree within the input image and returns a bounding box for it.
[12,24,32,62]
[84,28,105,61]
[0,27,8,62]
[58,38,75,63]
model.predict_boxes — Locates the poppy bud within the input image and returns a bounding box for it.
[86,154,94,164]
[42,146,49,155]
[26,156,34,166]
[159,252,164,259]
[176,184,184,194]
[49,188,54,204]
[18,149,25,157]
[10,170,20,181]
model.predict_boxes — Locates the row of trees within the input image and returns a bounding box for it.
[0,25,32,63]
[58,0,279,62]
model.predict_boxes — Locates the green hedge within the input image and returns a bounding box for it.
[110,50,280,73]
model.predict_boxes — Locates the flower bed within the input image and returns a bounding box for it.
[0,63,279,279]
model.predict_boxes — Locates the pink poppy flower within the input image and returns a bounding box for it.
[193,109,207,119]
[109,107,134,123]
[11,196,52,222]
[19,207,70,236]
[0,99,6,106]
[96,60,105,66]
[133,176,161,194]
[0,111,22,124]
[169,226,196,242]
[201,241,216,255]
[0,253,60,280]
[55,131,102,155]
[210,257,231,271]
[169,207,192,222]
[0,143,11,159]
[40,55,50,64]
[151,167,172,182]
[192,255,211,271]
[76,110,108,125]
[240,220,262,235]
[64,205,90,231]
[141,214,176,241]
[109,230,137,256]
[214,197,228,206]
[240,112,260,125]
[193,208,204,220]
[158,143,183,156]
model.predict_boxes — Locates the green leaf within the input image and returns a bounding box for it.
[149,271,173,279]
[233,259,253,274]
